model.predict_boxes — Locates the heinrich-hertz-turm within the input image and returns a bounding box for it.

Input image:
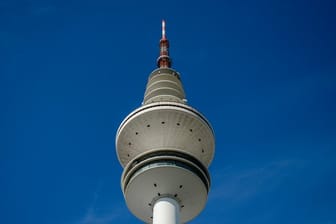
[116,20,215,224]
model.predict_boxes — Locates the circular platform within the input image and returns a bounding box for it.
[116,102,215,168]
[122,152,209,223]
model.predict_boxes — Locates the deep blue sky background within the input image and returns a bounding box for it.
[1,0,336,223]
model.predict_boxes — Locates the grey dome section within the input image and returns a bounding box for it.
[143,68,186,104]
[116,102,215,168]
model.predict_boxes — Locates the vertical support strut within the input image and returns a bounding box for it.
[153,197,180,224]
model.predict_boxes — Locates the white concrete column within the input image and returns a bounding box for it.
[153,197,180,224]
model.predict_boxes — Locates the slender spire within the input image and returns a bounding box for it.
[157,20,172,68]
[162,20,166,39]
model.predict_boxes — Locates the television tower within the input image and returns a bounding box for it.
[116,20,215,224]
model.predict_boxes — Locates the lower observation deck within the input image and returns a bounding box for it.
[121,150,210,223]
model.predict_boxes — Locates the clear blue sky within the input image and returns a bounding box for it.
[1,0,336,223]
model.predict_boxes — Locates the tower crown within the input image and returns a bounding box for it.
[144,21,186,105]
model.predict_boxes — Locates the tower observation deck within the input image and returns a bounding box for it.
[116,20,215,224]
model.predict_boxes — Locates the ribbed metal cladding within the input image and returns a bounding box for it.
[143,68,186,104]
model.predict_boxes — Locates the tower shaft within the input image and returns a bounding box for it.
[153,197,180,224]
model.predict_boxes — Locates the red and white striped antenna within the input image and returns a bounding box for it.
[157,19,171,68]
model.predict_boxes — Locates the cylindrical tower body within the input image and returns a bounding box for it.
[153,197,180,224]
[116,21,215,223]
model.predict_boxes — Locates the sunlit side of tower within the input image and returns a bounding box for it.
[116,21,215,224]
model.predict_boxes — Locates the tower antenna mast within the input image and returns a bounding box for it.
[157,20,171,68]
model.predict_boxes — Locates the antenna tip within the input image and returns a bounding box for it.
[162,19,166,39]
